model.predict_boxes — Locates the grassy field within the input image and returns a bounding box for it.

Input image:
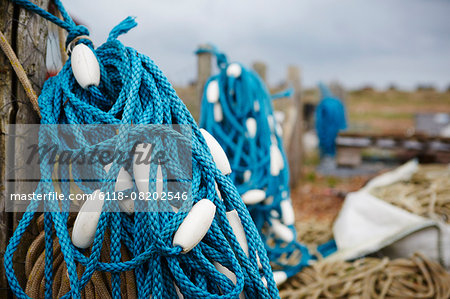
[303,88,450,134]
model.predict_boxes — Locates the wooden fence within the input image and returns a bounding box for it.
[0,0,48,295]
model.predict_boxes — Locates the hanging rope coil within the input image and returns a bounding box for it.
[4,1,280,298]
[198,45,316,281]
[315,82,347,157]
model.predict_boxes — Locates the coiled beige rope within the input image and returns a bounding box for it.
[371,165,450,224]
[24,215,137,298]
[279,253,450,299]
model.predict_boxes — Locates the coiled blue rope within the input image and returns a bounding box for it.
[198,46,310,280]
[316,82,347,157]
[4,1,279,298]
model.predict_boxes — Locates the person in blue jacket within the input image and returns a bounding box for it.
[315,82,347,157]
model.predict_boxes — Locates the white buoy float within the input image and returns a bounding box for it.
[72,190,104,248]
[226,210,249,256]
[267,115,275,131]
[213,262,245,299]
[280,199,295,226]
[273,271,288,286]
[270,144,284,176]
[275,123,283,136]
[243,170,251,182]
[200,129,231,175]
[104,163,133,192]
[173,198,216,253]
[246,117,257,138]
[274,111,285,124]
[241,189,266,205]
[133,143,152,193]
[271,219,294,243]
[253,100,260,112]
[71,43,100,89]
[226,63,242,78]
[156,164,163,198]
[262,271,288,287]
[104,163,134,214]
[214,102,223,122]
[206,80,219,103]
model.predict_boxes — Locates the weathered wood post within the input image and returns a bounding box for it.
[286,65,303,188]
[0,0,49,294]
[252,61,267,83]
[196,44,212,107]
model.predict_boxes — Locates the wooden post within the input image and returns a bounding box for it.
[286,66,303,188]
[252,61,267,83]
[196,44,212,106]
[0,0,49,294]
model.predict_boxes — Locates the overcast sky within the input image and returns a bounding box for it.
[63,0,450,90]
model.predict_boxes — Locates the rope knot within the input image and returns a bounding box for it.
[66,25,91,48]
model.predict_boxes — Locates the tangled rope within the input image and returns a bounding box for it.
[279,252,450,299]
[4,1,279,298]
[198,45,313,281]
[371,165,450,224]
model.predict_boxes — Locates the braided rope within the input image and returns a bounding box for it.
[198,45,317,279]
[4,1,280,298]
[0,30,40,116]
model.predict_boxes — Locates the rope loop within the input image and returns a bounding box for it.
[65,25,91,48]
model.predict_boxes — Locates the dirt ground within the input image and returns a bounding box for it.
[290,165,370,227]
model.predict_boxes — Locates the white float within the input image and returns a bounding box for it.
[133,143,152,193]
[200,129,231,175]
[214,262,245,298]
[72,190,104,248]
[243,170,251,182]
[226,210,249,256]
[261,271,287,287]
[104,163,133,192]
[71,43,100,89]
[206,80,219,103]
[273,271,288,286]
[241,189,266,205]
[226,63,242,78]
[280,199,295,226]
[119,199,134,215]
[256,253,262,269]
[267,115,275,131]
[104,163,134,215]
[246,117,257,138]
[271,219,294,243]
[173,199,216,253]
[214,102,223,122]
[156,164,163,198]
[253,100,260,112]
[270,144,284,176]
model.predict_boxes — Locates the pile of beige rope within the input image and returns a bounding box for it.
[371,164,450,224]
[296,220,333,246]
[279,253,450,299]
[25,215,136,298]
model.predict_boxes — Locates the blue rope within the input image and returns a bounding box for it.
[198,45,311,279]
[4,1,279,298]
[316,82,347,157]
